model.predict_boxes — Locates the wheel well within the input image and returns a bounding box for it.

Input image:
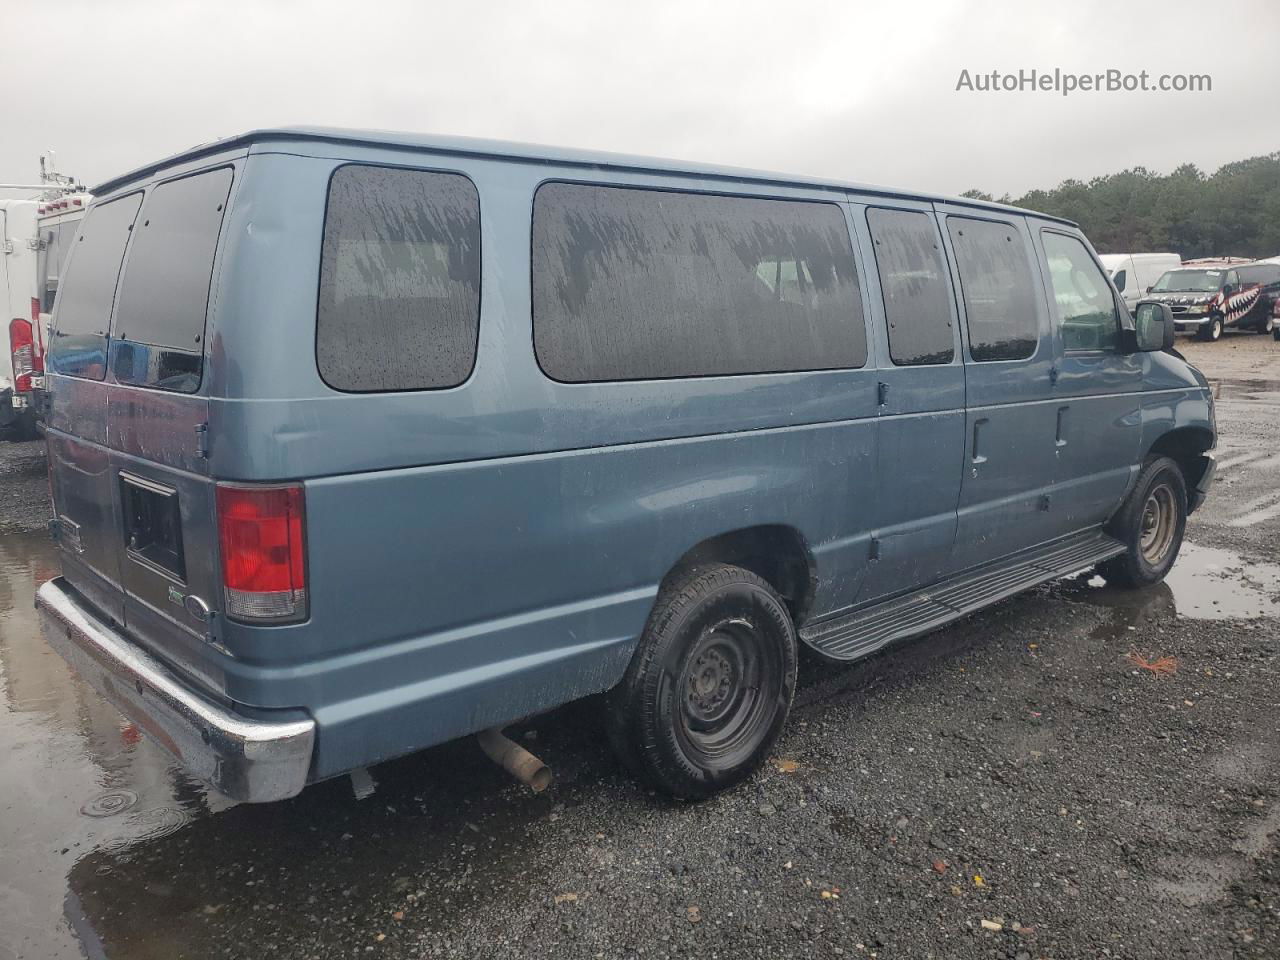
[664,525,816,625]
[1148,427,1214,491]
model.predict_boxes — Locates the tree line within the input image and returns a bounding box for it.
[962,152,1280,260]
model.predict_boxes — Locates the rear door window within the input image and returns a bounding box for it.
[316,165,481,392]
[947,216,1039,362]
[865,207,954,365]
[532,182,866,382]
[47,193,143,380]
[111,167,234,393]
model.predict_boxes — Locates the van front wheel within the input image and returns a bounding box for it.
[606,564,797,799]
[1100,456,1188,588]
[1197,316,1224,341]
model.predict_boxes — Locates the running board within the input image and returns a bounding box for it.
[800,529,1127,662]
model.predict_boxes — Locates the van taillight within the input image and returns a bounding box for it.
[215,483,308,622]
[9,318,38,392]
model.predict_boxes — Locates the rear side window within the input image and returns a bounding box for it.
[947,217,1039,362]
[47,194,142,380]
[111,167,234,393]
[532,182,866,382]
[1042,232,1119,352]
[865,207,954,365]
[1112,269,1127,293]
[317,165,481,392]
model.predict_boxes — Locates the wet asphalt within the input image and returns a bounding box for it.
[2,334,1279,960]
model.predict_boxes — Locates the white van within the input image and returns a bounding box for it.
[1099,253,1182,311]
[1,197,41,438]
[0,191,89,438]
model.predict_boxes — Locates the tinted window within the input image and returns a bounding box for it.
[317,165,481,392]
[111,168,233,393]
[866,208,954,365]
[47,194,142,380]
[1042,232,1119,352]
[1238,264,1280,286]
[532,182,866,381]
[1112,269,1127,293]
[947,217,1039,362]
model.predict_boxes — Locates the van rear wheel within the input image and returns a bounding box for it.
[606,564,797,799]
[1100,456,1188,588]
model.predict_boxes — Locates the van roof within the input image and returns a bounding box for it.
[92,126,1078,228]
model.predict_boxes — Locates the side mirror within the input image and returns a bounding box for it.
[1131,300,1176,352]
[1222,284,1236,297]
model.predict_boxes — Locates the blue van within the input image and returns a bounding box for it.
[36,128,1215,803]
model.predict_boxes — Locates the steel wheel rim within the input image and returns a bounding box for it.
[1211,318,1223,340]
[676,617,778,764]
[1140,482,1177,566]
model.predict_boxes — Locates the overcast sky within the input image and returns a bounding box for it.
[4,0,1276,199]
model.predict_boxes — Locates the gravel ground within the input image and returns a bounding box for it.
[0,438,47,534]
[1,333,1278,960]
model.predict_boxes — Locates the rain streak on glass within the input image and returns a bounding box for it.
[532,182,867,382]
[865,207,954,366]
[317,165,481,392]
[947,216,1039,362]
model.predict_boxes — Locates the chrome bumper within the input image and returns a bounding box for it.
[37,578,315,802]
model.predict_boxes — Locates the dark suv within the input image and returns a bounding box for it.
[1147,261,1280,341]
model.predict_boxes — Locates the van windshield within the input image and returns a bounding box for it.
[1150,269,1223,293]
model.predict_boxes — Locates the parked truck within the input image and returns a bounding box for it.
[1,163,89,438]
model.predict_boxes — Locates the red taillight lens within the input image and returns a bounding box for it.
[215,483,307,622]
[9,318,37,392]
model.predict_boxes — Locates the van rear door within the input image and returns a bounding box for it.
[46,166,234,687]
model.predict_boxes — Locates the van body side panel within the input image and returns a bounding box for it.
[272,420,872,777]
[201,148,883,777]
[1137,350,1215,457]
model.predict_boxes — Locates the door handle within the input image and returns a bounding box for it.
[1056,406,1069,448]
[971,418,989,465]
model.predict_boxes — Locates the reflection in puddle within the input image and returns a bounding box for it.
[1064,541,1280,621]
[0,529,226,959]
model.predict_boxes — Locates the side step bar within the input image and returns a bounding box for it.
[800,529,1126,662]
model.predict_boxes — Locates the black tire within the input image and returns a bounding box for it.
[1100,456,1188,588]
[1197,316,1224,342]
[606,564,797,799]
[1257,315,1275,335]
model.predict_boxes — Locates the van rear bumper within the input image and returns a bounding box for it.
[36,578,315,803]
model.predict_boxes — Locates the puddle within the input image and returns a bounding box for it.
[0,524,582,960]
[1212,378,1280,403]
[1062,542,1280,621]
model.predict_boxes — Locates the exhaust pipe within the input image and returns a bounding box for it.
[476,727,552,793]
